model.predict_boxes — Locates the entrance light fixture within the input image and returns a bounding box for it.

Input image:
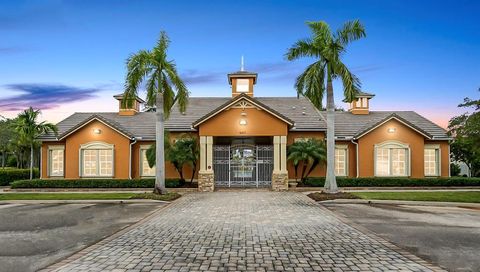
[387,128,396,133]
[239,119,247,126]
[93,128,102,134]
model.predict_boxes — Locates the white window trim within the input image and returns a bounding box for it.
[424,144,441,177]
[335,145,349,177]
[79,141,115,178]
[374,141,411,177]
[47,145,65,177]
[139,145,155,178]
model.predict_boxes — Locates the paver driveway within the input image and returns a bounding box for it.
[51,192,440,271]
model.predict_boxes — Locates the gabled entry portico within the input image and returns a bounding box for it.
[194,91,292,191]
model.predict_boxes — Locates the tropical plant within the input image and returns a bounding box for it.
[146,134,199,183]
[448,89,480,177]
[286,20,366,193]
[123,31,189,194]
[15,107,57,179]
[287,139,327,183]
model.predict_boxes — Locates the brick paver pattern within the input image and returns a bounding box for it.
[55,192,435,271]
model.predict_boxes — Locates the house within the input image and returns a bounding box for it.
[39,68,452,191]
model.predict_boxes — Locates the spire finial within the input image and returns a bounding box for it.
[241,55,244,71]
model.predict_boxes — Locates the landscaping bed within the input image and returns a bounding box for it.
[300,177,480,187]
[0,192,181,201]
[10,178,195,189]
[307,192,360,201]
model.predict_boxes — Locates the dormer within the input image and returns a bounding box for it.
[347,91,375,115]
[228,57,257,97]
[113,94,145,116]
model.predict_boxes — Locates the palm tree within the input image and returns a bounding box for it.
[287,139,326,183]
[124,31,189,194]
[286,20,366,193]
[15,107,57,179]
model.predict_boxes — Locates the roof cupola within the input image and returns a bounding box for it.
[228,56,257,97]
[347,91,375,115]
[114,94,145,116]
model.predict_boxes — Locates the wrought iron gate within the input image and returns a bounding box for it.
[213,144,273,187]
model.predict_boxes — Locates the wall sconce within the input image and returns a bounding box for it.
[93,128,102,134]
[239,119,247,126]
[387,128,396,133]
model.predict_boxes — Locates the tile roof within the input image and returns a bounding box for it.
[320,111,449,139]
[39,96,449,141]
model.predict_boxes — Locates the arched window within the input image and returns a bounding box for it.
[80,142,114,177]
[374,141,410,177]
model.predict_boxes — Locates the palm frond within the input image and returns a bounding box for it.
[333,61,361,103]
[294,60,326,110]
[285,38,320,60]
[164,60,190,113]
[307,21,333,46]
[336,19,366,45]
[124,50,154,108]
[161,73,176,119]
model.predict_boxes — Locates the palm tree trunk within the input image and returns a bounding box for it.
[154,93,167,194]
[29,143,34,180]
[324,71,338,193]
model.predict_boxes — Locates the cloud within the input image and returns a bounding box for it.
[181,70,225,85]
[0,84,100,111]
[350,65,384,73]
[0,46,30,54]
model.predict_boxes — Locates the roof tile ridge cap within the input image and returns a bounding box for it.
[92,114,135,137]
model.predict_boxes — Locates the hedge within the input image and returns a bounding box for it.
[0,168,40,186]
[302,177,480,187]
[10,178,186,189]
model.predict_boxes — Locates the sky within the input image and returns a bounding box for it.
[0,0,479,128]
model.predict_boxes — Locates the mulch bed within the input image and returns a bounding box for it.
[307,192,360,202]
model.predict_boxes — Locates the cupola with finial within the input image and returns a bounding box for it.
[346,91,375,115]
[228,56,257,97]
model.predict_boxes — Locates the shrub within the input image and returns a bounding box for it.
[0,168,40,186]
[303,177,480,187]
[10,178,186,189]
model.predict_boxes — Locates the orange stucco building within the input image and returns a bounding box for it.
[39,68,451,191]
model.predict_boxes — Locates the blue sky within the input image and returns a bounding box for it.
[0,0,479,127]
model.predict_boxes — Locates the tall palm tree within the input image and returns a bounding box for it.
[124,31,189,194]
[15,107,57,179]
[286,20,366,193]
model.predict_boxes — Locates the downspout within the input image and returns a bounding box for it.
[129,137,138,179]
[351,138,359,178]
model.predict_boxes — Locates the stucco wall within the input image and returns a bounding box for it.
[356,119,449,178]
[198,108,288,136]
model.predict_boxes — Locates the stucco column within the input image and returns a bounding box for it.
[272,135,288,191]
[198,136,214,192]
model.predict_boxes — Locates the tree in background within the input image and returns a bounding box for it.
[287,139,327,183]
[286,20,366,193]
[0,117,15,168]
[15,107,57,179]
[448,89,480,177]
[124,31,189,194]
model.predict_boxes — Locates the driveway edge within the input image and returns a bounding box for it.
[0,199,170,204]
[38,200,174,272]
[315,201,447,272]
[319,198,480,207]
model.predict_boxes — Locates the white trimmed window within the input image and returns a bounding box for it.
[48,146,64,177]
[80,142,114,177]
[424,145,440,176]
[236,79,249,93]
[334,145,348,176]
[375,141,410,177]
[140,146,155,177]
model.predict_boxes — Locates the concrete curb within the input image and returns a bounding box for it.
[0,199,170,204]
[318,198,480,207]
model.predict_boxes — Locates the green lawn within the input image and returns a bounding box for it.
[352,191,480,203]
[0,192,181,201]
